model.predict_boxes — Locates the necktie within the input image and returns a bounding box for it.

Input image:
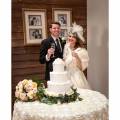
[56,39,62,52]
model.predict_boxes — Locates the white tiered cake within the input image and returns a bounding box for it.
[46,58,72,96]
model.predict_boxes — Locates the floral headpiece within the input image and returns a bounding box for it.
[68,22,85,42]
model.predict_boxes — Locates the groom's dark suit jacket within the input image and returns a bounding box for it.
[39,36,64,80]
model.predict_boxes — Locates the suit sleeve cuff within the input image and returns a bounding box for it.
[46,54,50,61]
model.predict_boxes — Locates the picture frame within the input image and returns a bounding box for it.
[22,9,47,45]
[52,8,72,38]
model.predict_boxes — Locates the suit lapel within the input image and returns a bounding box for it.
[49,36,55,44]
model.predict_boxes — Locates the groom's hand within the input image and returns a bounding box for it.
[47,48,54,58]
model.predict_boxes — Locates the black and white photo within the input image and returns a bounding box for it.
[23,8,47,45]
[58,14,67,26]
[29,29,42,39]
[29,15,42,26]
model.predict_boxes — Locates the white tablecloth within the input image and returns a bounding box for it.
[12,89,108,120]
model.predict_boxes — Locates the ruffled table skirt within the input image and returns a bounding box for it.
[12,89,108,120]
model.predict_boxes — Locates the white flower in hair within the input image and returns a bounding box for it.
[70,22,85,42]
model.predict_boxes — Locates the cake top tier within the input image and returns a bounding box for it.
[53,58,65,72]
[53,58,65,65]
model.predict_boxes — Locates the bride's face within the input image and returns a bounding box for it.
[68,34,77,46]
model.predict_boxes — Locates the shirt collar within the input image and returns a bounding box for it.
[51,35,59,41]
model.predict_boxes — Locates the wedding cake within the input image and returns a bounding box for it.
[46,58,72,96]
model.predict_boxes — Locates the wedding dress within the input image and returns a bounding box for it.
[63,44,91,89]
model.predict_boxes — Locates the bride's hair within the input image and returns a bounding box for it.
[72,32,85,49]
[67,22,86,49]
[68,22,85,44]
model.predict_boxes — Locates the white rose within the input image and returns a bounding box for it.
[22,79,28,85]
[19,88,23,93]
[27,91,34,99]
[20,93,28,101]
[32,88,37,93]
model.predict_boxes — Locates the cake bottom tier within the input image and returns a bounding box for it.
[47,80,72,95]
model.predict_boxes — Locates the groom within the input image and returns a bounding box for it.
[39,22,64,81]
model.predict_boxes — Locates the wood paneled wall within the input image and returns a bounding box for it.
[12,0,87,107]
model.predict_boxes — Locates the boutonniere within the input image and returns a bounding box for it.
[61,37,67,44]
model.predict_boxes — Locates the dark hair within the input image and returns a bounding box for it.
[72,32,84,48]
[49,21,61,28]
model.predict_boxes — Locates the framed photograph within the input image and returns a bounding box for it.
[22,9,47,45]
[60,29,68,38]
[52,8,72,37]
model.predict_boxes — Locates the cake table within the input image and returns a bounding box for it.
[12,89,108,120]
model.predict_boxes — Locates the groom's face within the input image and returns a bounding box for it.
[50,24,61,38]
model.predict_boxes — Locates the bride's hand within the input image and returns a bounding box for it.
[72,52,79,58]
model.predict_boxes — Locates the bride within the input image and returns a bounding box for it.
[63,23,91,89]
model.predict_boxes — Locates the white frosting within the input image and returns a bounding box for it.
[50,71,68,83]
[53,58,65,72]
[47,58,72,96]
[47,80,72,95]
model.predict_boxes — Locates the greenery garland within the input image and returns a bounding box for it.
[37,86,83,105]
